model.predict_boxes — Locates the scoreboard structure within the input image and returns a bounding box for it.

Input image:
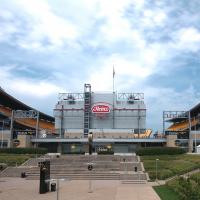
[53,84,147,153]
[54,84,146,138]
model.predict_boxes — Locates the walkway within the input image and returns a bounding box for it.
[0,178,160,200]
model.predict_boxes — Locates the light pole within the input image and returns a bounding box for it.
[87,163,94,193]
[56,179,59,200]
[56,178,66,200]
[156,158,159,182]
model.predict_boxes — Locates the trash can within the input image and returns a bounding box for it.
[21,172,26,178]
[51,183,56,192]
[134,167,137,172]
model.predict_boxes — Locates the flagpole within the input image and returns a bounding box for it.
[113,75,114,94]
[113,65,115,93]
[113,66,115,129]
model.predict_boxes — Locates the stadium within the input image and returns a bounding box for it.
[0,84,200,153]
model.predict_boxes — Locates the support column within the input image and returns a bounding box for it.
[163,111,165,135]
[60,105,64,138]
[57,143,62,154]
[188,111,193,152]
[138,104,140,138]
[35,111,40,149]
[1,120,4,148]
[10,110,14,148]
[36,111,39,139]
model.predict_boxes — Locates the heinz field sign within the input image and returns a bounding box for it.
[91,103,110,113]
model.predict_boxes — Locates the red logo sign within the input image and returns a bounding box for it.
[91,103,110,113]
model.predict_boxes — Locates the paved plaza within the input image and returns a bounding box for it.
[0,178,160,200]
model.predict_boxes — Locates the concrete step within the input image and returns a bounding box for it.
[37,155,139,162]
[26,172,147,181]
[27,169,121,173]
[6,155,147,181]
[26,171,120,175]
[26,174,120,180]
[121,180,147,184]
[26,172,120,176]
[26,174,120,177]
[0,167,27,177]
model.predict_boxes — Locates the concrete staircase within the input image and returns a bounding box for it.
[1,155,148,183]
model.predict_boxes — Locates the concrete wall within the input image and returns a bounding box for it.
[191,131,200,139]
[0,130,10,147]
[166,134,177,147]
[63,129,148,139]
[1,131,33,148]
[54,101,84,130]
[17,135,32,148]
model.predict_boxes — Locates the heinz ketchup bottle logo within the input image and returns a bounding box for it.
[91,103,110,113]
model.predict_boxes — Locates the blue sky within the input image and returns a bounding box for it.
[1,0,200,132]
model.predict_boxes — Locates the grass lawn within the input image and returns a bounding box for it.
[0,154,35,166]
[141,154,200,180]
[153,185,181,200]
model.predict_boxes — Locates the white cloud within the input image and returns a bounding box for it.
[4,0,80,50]
[99,17,131,42]
[11,80,62,98]
[0,9,13,19]
[0,65,63,98]
[172,27,200,52]
[87,52,156,91]
[0,19,18,42]
[142,8,167,27]
[87,38,170,92]
[153,11,167,25]
[96,0,133,18]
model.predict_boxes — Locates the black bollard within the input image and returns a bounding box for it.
[88,132,93,155]
[39,160,50,194]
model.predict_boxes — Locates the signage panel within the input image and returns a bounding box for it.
[91,103,110,113]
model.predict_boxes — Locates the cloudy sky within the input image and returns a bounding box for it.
[1,0,200,132]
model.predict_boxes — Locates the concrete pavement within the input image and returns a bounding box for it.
[0,178,160,200]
